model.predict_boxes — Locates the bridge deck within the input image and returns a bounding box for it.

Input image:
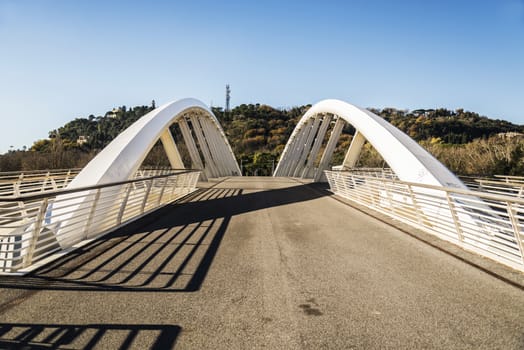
[0,177,523,349]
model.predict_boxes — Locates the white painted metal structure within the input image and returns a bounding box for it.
[275,99,524,271]
[325,170,524,271]
[70,98,240,187]
[52,98,240,248]
[2,96,522,274]
[274,99,466,189]
[0,169,80,196]
[0,169,200,273]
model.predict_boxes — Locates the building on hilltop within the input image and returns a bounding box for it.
[76,135,88,145]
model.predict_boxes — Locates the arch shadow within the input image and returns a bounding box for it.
[0,183,329,293]
[0,322,180,349]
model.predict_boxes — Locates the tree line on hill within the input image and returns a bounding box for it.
[0,102,523,177]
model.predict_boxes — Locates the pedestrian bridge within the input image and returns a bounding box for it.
[0,97,523,348]
[1,98,523,275]
[0,176,523,349]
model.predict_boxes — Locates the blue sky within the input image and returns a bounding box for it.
[1,0,523,153]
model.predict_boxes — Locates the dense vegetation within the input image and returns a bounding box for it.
[1,101,523,177]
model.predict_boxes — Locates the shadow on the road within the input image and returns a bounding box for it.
[0,183,329,293]
[0,322,180,349]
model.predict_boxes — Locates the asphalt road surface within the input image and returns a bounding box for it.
[0,177,523,349]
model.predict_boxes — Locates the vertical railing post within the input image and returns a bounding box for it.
[169,175,178,199]
[190,172,197,191]
[180,173,188,193]
[83,189,102,240]
[157,176,169,206]
[361,176,372,205]
[117,184,133,225]
[183,173,191,193]
[41,171,50,192]
[407,184,424,226]
[383,179,396,215]
[190,172,197,189]
[506,202,524,265]
[367,175,377,207]
[64,169,72,186]
[140,181,153,214]
[349,174,358,202]
[445,192,464,243]
[23,197,48,267]
[14,174,23,196]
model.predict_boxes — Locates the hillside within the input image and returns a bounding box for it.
[0,102,523,176]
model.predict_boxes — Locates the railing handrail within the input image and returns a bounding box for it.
[494,174,524,180]
[0,169,201,202]
[474,179,524,186]
[325,170,524,272]
[327,170,524,205]
[0,168,82,177]
[0,167,201,273]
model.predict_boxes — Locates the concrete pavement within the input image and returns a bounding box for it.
[0,177,523,349]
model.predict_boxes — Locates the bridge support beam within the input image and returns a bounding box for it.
[275,99,468,187]
[199,116,225,176]
[285,118,314,177]
[190,115,219,178]
[274,134,295,176]
[159,129,184,169]
[178,117,207,181]
[197,115,241,176]
[342,130,366,169]
[212,119,239,176]
[314,117,345,182]
[294,115,321,177]
[302,113,332,178]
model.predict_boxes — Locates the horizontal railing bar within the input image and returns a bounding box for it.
[0,170,200,273]
[0,169,199,202]
[333,171,524,205]
[326,170,524,271]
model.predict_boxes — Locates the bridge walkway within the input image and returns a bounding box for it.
[0,177,523,349]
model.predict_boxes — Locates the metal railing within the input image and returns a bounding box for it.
[339,167,397,179]
[0,169,200,273]
[460,176,524,198]
[325,170,524,271]
[0,168,81,197]
[495,174,524,184]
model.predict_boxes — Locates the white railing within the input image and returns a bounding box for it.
[495,174,524,184]
[0,169,200,273]
[0,168,81,197]
[339,167,397,179]
[325,170,524,271]
[460,176,524,198]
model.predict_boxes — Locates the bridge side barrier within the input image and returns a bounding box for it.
[325,170,524,272]
[0,169,81,197]
[0,170,200,273]
[459,177,524,198]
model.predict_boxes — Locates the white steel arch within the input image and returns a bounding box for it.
[70,98,240,187]
[54,98,240,247]
[274,99,467,189]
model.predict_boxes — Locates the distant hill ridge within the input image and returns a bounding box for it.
[35,102,523,153]
[1,102,522,176]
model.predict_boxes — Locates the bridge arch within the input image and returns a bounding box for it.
[70,98,240,188]
[54,98,240,248]
[274,99,466,189]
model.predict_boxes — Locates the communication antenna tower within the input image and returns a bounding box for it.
[225,84,231,112]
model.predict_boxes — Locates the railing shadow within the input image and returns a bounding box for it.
[0,322,180,349]
[0,183,329,293]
